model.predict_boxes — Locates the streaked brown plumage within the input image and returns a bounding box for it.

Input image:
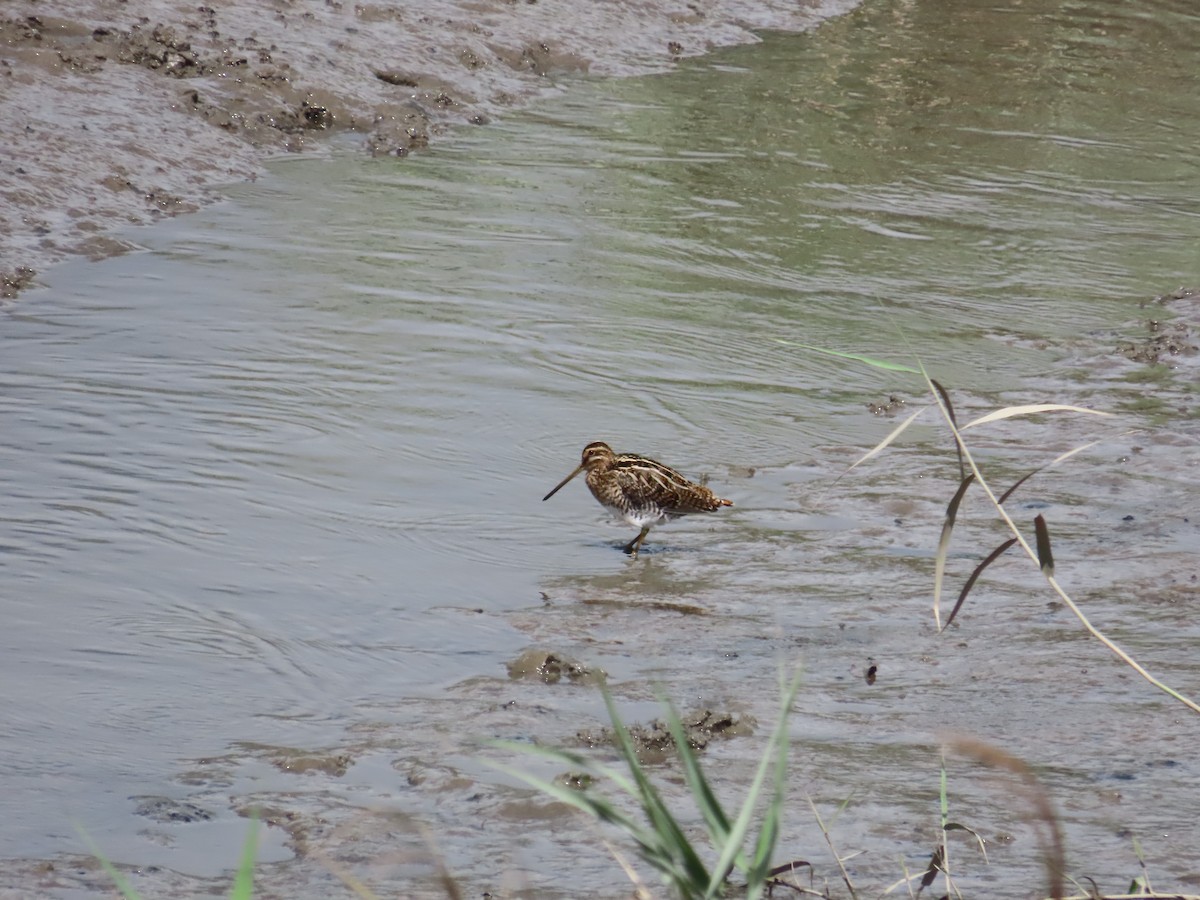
[542,441,733,556]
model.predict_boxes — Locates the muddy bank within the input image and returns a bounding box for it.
[0,0,855,297]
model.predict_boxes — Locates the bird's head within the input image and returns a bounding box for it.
[543,441,616,501]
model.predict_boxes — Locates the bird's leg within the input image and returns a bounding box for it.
[623,526,650,557]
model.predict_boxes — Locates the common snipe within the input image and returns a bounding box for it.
[542,441,733,556]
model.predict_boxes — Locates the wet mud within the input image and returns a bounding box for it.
[578,708,754,763]
[0,0,850,296]
[132,796,216,825]
[1118,287,1199,365]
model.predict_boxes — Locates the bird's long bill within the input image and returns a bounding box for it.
[542,465,585,501]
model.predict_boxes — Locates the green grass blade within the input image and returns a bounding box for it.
[230,814,260,900]
[938,753,951,894]
[599,687,712,889]
[495,723,711,890]
[488,757,647,836]
[492,675,810,898]
[489,756,682,876]
[706,749,770,893]
[661,708,739,898]
[745,678,800,896]
[491,739,640,797]
[75,826,143,900]
[709,673,802,898]
[661,704,734,849]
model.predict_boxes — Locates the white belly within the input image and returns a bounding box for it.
[611,506,668,529]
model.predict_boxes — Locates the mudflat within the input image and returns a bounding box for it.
[0,0,850,297]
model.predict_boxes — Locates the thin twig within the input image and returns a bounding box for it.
[806,795,858,900]
[601,835,654,900]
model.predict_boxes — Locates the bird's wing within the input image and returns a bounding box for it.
[611,456,720,514]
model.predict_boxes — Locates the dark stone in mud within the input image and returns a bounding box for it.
[301,100,332,129]
[556,771,594,791]
[868,394,907,416]
[1,267,37,300]
[132,795,215,824]
[373,69,420,87]
[268,750,353,777]
[506,648,602,684]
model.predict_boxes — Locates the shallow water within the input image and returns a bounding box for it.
[3,0,1200,896]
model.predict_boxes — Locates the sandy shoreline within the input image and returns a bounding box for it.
[0,0,855,298]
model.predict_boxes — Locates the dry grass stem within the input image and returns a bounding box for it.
[805,795,858,900]
[920,364,1200,715]
[947,737,1064,900]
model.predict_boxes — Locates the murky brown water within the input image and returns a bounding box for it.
[3,0,1200,896]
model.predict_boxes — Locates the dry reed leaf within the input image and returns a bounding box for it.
[929,378,965,481]
[942,537,1018,632]
[961,404,1113,430]
[1034,515,1055,577]
[843,405,929,474]
[933,474,975,630]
